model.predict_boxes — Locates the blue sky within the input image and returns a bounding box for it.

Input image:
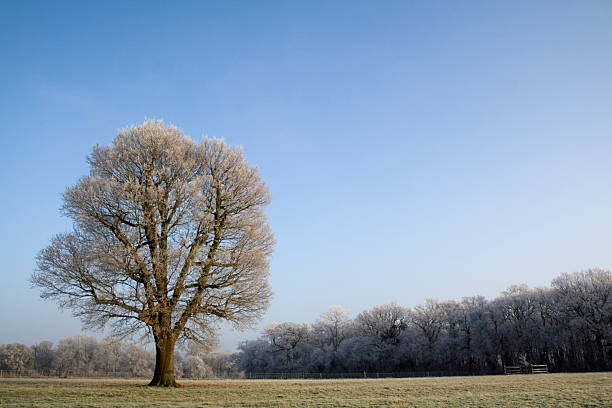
[1,0,612,351]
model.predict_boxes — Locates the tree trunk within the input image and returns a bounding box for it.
[149,338,177,387]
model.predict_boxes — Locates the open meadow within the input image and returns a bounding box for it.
[0,372,610,407]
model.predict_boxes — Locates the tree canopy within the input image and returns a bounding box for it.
[32,120,274,386]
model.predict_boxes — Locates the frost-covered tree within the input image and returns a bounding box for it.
[54,334,98,376]
[31,341,55,374]
[236,339,272,374]
[207,351,242,378]
[182,355,213,378]
[0,343,34,372]
[552,269,612,369]
[353,303,409,371]
[265,322,312,370]
[182,341,214,378]
[312,306,352,352]
[121,343,154,377]
[356,303,408,345]
[32,120,274,386]
[453,296,494,371]
[412,299,454,361]
[95,337,122,375]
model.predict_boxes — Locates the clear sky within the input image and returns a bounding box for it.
[1,0,612,352]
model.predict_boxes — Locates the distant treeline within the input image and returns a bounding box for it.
[3,269,610,379]
[0,336,239,378]
[236,269,611,375]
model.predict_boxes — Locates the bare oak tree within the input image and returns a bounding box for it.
[32,120,274,386]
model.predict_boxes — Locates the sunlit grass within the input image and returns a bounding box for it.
[0,372,610,407]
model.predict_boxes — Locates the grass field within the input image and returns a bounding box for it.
[0,372,610,407]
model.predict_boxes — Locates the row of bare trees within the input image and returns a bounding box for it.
[236,269,611,375]
[0,335,239,378]
[5,269,608,377]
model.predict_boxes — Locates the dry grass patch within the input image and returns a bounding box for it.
[0,372,610,407]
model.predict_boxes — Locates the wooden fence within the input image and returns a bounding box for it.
[504,364,548,375]
[530,364,549,374]
[246,370,505,380]
[0,369,145,378]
